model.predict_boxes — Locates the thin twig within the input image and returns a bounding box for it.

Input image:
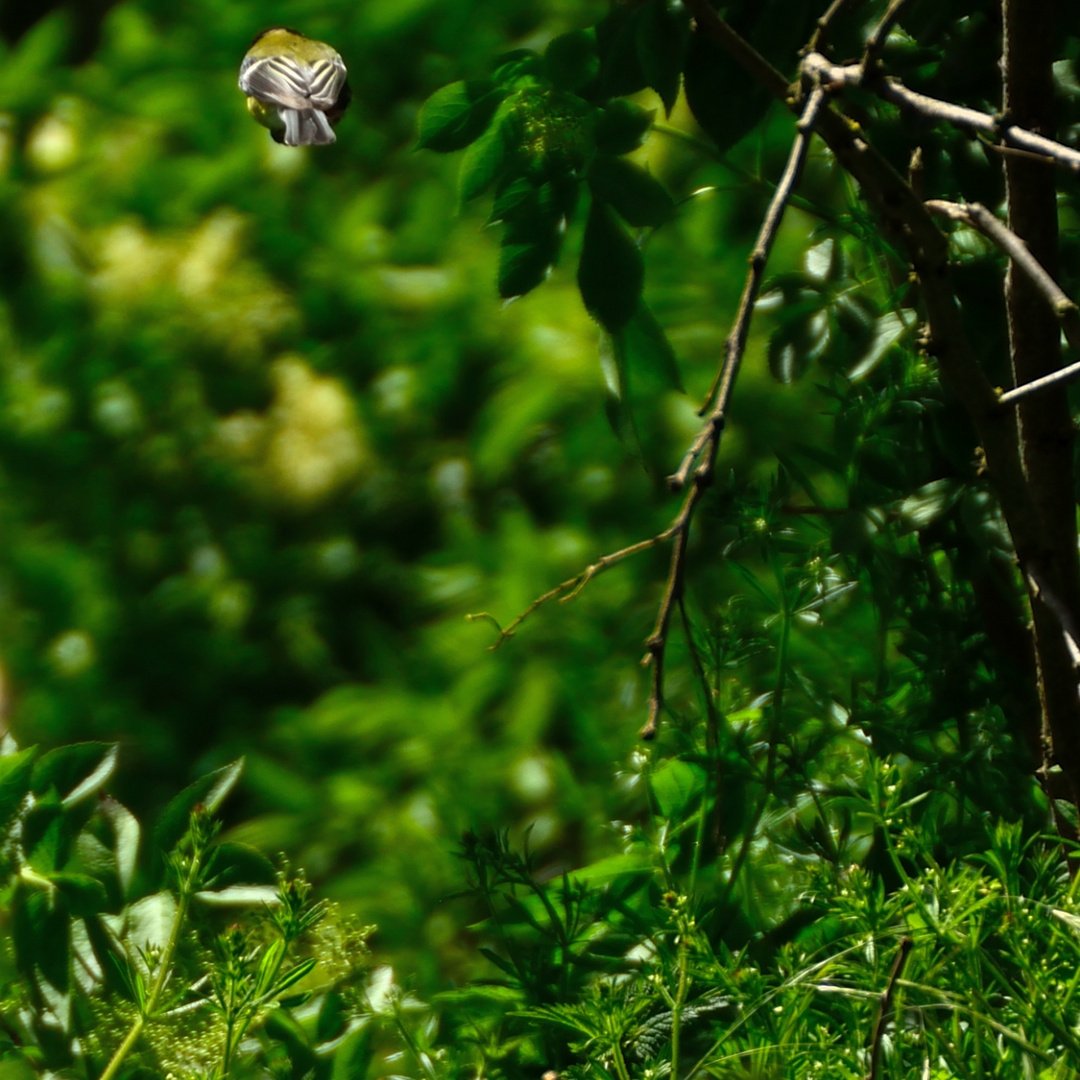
[925,200,1080,404]
[467,533,673,649]
[801,53,1080,175]
[680,81,829,468]
[863,0,914,63]
[998,358,1080,405]
[806,0,862,55]
[866,936,914,1080]
[640,83,828,739]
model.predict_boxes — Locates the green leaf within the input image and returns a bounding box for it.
[194,884,281,905]
[588,157,675,228]
[84,915,130,997]
[492,49,543,86]
[49,872,108,916]
[416,80,503,152]
[570,852,656,883]
[899,479,963,532]
[270,957,318,998]
[99,795,140,897]
[458,119,508,203]
[544,30,599,92]
[594,99,655,156]
[478,946,518,977]
[330,1024,375,1080]
[498,217,561,299]
[684,33,772,155]
[489,177,534,224]
[768,312,828,384]
[650,760,706,819]
[32,742,117,805]
[617,302,682,391]
[202,840,277,889]
[496,177,578,299]
[636,0,690,115]
[153,758,243,858]
[255,938,287,996]
[577,199,643,332]
[24,799,68,873]
[596,5,649,97]
[0,744,38,832]
[14,890,70,992]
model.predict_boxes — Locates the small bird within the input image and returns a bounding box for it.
[239,28,350,146]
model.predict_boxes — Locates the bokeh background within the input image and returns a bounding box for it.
[0,0,851,984]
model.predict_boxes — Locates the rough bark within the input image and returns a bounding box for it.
[1002,0,1080,798]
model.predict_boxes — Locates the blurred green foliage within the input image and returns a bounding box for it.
[5,0,1080,1075]
[0,0,1072,1034]
[0,0,776,977]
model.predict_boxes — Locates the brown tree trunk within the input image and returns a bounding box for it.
[1002,0,1080,803]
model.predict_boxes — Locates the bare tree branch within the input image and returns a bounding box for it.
[863,0,914,62]
[924,200,1080,402]
[640,82,829,739]
[1001,0,1080,801]
[800,53,1080,175]
[806,0,863,55]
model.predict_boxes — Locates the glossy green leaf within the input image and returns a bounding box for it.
[577,199,643,332]
[498,218,561,299]
[23,799,67,874]
[587,157,675,228]
[99,795,140,896]
[255,938,287,996]
[194,884,281,905]
[570,852,657,883]
[416,80,503,152]
[489,177,535,224]
[899,479,963,532]
[32,742,117,805]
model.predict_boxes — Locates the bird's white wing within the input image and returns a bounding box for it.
[239,54,346,111]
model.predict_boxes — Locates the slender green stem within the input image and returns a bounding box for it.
[98,832,203,1080]
[611,1036,633,1080]
[669,930,690,1080]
